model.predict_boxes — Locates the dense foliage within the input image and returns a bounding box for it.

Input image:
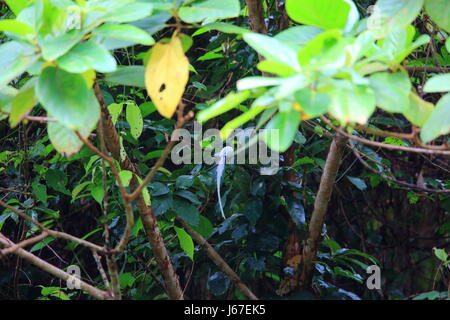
[0,0,449,300]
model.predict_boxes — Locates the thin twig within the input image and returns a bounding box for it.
[0,234,112,300]
[178,218,259,300]
[0,200,107,254]
[349,141,450,193]
[320,116,450,156]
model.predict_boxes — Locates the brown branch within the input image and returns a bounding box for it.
[94,83,184,300]
[300,135,348,289]
[245,0,267,34]
[76,131,134,254]
[354,124,414,140]
[348,142,450,194]
[128,106,193,201]
[24,116,57,122]
[320,116,450,156]
[106,255,121,300]
[179,219,259,300]
[0,234,112,300]
[1,232,48,255]
[75,131,129,198]
[0,187,31,195]
[0,200,107,254]
[92,250,111,293]
[405,66,450,73]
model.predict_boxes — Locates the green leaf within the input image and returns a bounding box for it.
[179,0,240,24]
[173,199,200,227]
[197,90,251,123]
[236,77,285,91]
[103,2,153,23]
[263,109,301,152]
[140,102,156,117]
[257,60,297,77]
[368,0,424,39]
[294,89,330,119]
[347,176,367,191]
[10,84,37,127]
[404,93,434,127]
[126,102,143,139]
[420,93,450,143]
[369,71,411,113]
[423,73,450,93]
[220,105,266,139]
[425,0,450,32]
[119,170,133,188]
[119,272,136,288]
[413,291,442,300]
[104,66,145,87]
[434,248,448,262]
[176,175,194,189]
[150,182,170,196]
[39,29,85,61]
[92,24,154,45]
[47,95,97,157]
[446,38,450,52]
[36,66,100,130]
[274,26,323,50]
[57,40,117,73]
[108,103,123,125]
[328,82,376,124]
[135,175,151,206]
[0,41,39,88]
[0,87,17,120]
[285,196,306,228]
[32,181,48,205]
[243,33,301,71]
[0,19,34,35]
[31,236,56,252]
[285,0,351,30]
[45,169,69,195]
[5,0,29,15]
[383,136,408,146]
[192,22,250,36]
[72,181,91,202]
[90,184,104,205]
[298,29,346,70]
[174,226,194,260]
[190,215,214,239]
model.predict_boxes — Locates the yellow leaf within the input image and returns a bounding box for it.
[145,35,189,118]
[81,69,96,88]
[292,102,312,120]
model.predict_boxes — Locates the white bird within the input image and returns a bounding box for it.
[215,146,234,219]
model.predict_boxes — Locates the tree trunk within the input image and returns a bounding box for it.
[94,84,184,300]
[300,136,348,289]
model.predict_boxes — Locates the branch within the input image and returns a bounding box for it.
[353,124,413,140]
[1,232,48,256]
[128,105,193,201]
[76,130,134,254]
[348,141,450,194]
[300,135,348,289]
[245,0,267,34]
[405,66,450,73]
[94,83,184,300]
[320,116,450,156]
[178,219,259,300]
[0,200,107,254]
[0,234,112,300]
[92,250,111,294]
